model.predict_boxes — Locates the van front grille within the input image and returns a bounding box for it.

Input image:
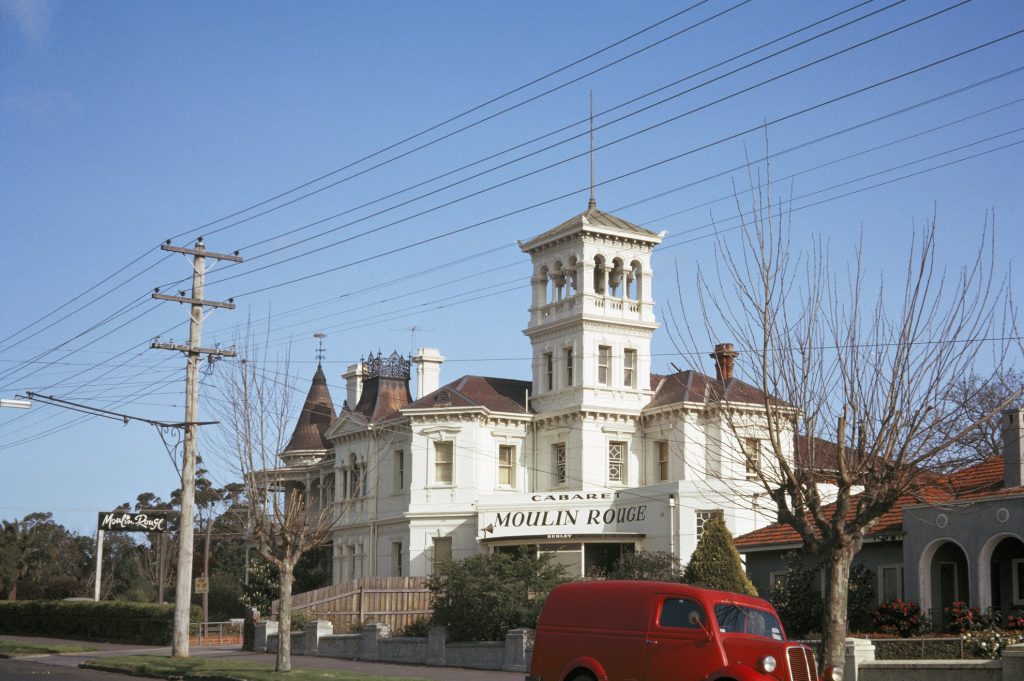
[787,646,818,681]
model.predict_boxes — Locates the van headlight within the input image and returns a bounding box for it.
[823,665,843,681]
[757,655,777,673]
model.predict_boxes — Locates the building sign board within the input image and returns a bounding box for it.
[479,490,655,539]
[97,511,169,533]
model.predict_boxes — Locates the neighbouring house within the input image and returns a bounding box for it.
[735,407,1024,623]
[271,200,834,583]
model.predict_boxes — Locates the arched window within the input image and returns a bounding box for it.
[348,453,359,498]
[593,255,607,294]
[628,260,643,300]
[610,258,625,297]
[566,256,579,296]
[551,260,565,301]
[539,265,551,305]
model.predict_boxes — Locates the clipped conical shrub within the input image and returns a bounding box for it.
[683,515,758,596]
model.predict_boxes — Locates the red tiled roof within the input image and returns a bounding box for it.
[405,376,532,414]
[949,456,1006,498]
[735,455,1021,550]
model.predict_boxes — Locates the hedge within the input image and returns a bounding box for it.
[0,600,201,645]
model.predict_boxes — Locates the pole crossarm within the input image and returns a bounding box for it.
[160,241,243,262]
[151,292,236,309]
[151,341,237,357]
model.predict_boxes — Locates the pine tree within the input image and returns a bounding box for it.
[683,516,757,596]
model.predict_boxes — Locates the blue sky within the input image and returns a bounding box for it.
[1,0,1022,534]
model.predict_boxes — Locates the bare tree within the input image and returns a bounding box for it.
[213,344,334,672]
[671,165,1022,667]
[935,368,1024,463]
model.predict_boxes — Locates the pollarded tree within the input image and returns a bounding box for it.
[211,340,335,673]
[672,166,1022,667]
[683,515,757,596]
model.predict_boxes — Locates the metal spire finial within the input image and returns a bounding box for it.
[589,90,596,210]
[313,331,326,364]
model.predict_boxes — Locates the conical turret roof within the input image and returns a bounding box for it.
[283,363,336,453]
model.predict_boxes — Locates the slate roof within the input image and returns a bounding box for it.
[520,205,661,252]
[646,370,783,409]
[405,375,532,414]
[734,455,1019,550]
[282,363,336,453]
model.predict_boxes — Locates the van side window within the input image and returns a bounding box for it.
[658,598,705,629]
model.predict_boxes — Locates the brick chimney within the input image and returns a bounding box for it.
[709,342,739,381]
[1002,407,1023,488]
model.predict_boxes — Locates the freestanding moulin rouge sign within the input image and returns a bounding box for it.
[92,511,171,602]
[97,511,169,533]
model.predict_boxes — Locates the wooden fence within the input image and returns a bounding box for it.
[273,576,431,634]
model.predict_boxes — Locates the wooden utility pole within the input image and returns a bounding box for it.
[152,237,241,658]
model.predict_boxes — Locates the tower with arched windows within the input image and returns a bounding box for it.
[519,203,664,490]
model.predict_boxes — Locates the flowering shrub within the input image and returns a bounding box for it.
[1005,613,1024,631]
[874,600,928,637]
[962,628,1024,659]
[943,601,982,633]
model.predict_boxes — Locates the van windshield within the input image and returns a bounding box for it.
[714,603,784,640]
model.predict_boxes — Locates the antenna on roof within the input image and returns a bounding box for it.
[314,331,326,364]
[589,90,597,210]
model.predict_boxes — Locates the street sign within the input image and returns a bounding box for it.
[97,511,170,533]
[194,578,209,594]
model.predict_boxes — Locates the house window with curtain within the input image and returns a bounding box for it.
[434,440,453,485]
[498,444,515,487]
[623,348,637,387]
[657,440,670,481]
[597,345,611,385]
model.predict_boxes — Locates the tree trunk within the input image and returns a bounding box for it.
[276,561,294,673]
[821,543,856,669]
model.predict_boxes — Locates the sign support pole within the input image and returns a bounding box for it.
[93,529,104,601]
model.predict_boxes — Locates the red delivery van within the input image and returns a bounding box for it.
[527,580,840,681]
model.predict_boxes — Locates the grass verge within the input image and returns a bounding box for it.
[0,639,98,657]
[82,655,439,680]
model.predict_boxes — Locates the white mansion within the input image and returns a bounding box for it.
[278,201,795,583]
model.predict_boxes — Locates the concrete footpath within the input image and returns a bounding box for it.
[0,635,526,680]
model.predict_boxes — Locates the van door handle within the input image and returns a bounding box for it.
[645,639,660,646]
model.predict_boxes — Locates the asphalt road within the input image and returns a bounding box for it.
[0,657,154,680]
[0,635,526,681]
